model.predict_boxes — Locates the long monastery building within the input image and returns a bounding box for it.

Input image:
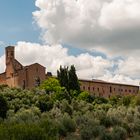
[0,46,139,97]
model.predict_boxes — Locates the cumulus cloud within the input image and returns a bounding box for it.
[33,0,140,56]
[15,42,112,78]
[0,41,139,85]
[116,57,140,79]
[99,0,140,29]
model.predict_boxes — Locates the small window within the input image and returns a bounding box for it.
[129,90,131,93]
[125,89,127,92]
[83,86,85,90]
[88,87,90,91]
[98,88,99,91]
[110,87,112,93]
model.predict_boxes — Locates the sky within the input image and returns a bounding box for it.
[0,0,140,85]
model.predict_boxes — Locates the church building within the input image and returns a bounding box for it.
[0,46,46,89]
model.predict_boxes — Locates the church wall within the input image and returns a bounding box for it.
[80,80,139,97]
[0,73,6,85]
[17,69,27,89]
[6,74,19,88]
[26,64,45,89]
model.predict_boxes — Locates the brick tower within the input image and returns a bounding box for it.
[5,46,15,78]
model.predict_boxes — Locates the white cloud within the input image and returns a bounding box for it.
[99,0,140,29]
[99,73,140,86]
[116,57,140,79]
[0,41,139,86]
[33,0,140,56]
[15,41,111,78]
[0,55,5,72]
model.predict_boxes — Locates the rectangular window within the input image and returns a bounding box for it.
[110,87,112,93]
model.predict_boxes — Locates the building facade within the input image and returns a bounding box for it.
[0,46,139,97]
[0,46,46,89]
[80,79,139,97]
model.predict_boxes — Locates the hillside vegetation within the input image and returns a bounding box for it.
[0,64,139,140]
[0,78,140,140]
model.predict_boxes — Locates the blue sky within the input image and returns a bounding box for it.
[0,0,86,56]
[0,0,40,55]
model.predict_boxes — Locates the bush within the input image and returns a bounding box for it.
[37,95,53,112]
[111,126,127,140]
[0,95,8,119]
[60,100,73,116]
[93,97,108,105]
[58,114,76,137]
[100,115,113,128]
[39,118,59,139]
[0,124,46,140]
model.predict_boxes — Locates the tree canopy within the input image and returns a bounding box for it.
[57,65,80,93]
[40,77,65,94]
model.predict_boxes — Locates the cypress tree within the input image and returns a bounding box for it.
[57,66,69,91]
[57,65,80,93]
[68,65,80,91]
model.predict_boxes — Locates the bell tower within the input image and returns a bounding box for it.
[5,46,15,78]
[6,46,15,65]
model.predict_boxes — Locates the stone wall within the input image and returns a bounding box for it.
[0,73,6,85]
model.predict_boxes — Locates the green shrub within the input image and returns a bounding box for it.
[37,95,53,112]
[100,115,113,128]
[0,95,8,119]
[0,124,46,140]
[111,126,127,140]
[58,114,76,137]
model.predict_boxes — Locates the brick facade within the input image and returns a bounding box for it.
[0,46,46,89]
[80,79,139,97]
